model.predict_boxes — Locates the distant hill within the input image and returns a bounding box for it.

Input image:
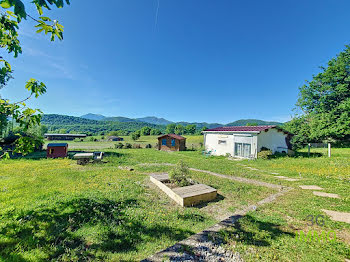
[225,119,282,126]
[81,113,106,121]
[44,114,99,125]
[42,114,164,134]
[80,113,282,127]
[103,116,137,122]
[136,116,173,126]
[48,113,284,134]
[176,122,223,129]
[80,114,173,125]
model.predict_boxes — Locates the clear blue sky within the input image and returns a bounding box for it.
[3,0,350,123]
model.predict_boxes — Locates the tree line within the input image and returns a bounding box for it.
[128,124,205,141]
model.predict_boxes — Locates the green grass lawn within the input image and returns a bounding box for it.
[1,146,349,261]
[0,148,272,261]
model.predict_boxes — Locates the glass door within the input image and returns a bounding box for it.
[234,143,242,157]
[235,142,251,157]
[243,143,251,158]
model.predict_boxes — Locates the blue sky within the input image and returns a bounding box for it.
[2,0,350,123]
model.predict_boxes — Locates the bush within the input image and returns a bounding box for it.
[145,144,152,148]
[169,161,192,187]
[14,135,43,156]
[115,143,124,149]
[125,143,132,149]
[258,148,273,159]
[132,144,141,149]
[131,132,140,141]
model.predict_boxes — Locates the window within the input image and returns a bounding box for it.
[218,140,226,144]
[162,139,167,145]
[49,148,54,154]
[171,139,175,146]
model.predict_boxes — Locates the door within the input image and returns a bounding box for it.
[234,143,251,158]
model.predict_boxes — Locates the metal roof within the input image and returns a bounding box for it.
[204,125,278,132]
[44,134,87,137]
[47,143,68,147]
[158,134,186,140]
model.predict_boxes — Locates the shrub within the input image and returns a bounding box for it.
[14,135,43,156]
[145,144,152,148]
[169,161,192,187]
[131,132,140,141]
[115,143,124,149]
[125,143,132,149]
[258,148,273,159]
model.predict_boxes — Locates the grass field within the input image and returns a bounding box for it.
[1,144,349,261]
[44,135,204,151]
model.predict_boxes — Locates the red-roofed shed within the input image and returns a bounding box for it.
[47,143,68,158]
[158,134,186,151]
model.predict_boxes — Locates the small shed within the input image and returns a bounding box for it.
[158,134,186,151]
[47,143,68,158]
[107,136,124,141]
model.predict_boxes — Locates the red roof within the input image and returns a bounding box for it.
[204,125,278,132]
[158,134,186,140]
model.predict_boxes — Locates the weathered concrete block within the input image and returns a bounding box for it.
[150,173,217,207]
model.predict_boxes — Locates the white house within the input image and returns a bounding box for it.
[202,125,292,158]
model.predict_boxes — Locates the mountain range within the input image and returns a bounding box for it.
[42,113,283,134]
[80,113,282,128]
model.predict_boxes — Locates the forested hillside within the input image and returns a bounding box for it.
[41,114,283,135]
[226,119,282,126]
[42,114,165,134]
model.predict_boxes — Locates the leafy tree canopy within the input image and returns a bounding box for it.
[0,0,70,157]
[285,45,350,148]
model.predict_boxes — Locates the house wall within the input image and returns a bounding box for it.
[257,128,289,153]
[204,132,258,157]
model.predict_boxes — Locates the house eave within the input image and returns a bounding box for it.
[202,131,260,134]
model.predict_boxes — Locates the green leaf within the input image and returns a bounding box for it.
[0,0,12,9]
[25,78,47,98]
[40,16,51,21]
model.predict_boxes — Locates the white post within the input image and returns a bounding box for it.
[328,143,331,158]
[308,143,311,157]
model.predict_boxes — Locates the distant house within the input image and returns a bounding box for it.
[158,134,186,151]
[45,134,87,141]
[203,125,292,158]
[47,143,68,158]
[107,136,124,141]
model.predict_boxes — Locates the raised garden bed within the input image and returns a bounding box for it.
[150,173,217,207]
